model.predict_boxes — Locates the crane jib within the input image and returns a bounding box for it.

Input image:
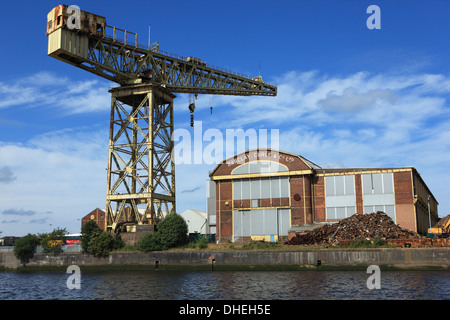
[46,6,277,96]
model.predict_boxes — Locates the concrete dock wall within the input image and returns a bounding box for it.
[1,248,449,270]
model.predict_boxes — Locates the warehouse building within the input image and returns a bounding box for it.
[208,149,439,243]
[179,209,208,235]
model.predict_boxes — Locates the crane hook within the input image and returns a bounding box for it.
[189,102,195,127]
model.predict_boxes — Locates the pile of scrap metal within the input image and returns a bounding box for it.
[287,211,421,246]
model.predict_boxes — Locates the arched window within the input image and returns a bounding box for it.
[232,161,288,175]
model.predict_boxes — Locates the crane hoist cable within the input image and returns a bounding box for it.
[188,93,197,127]
[210,95,213,115]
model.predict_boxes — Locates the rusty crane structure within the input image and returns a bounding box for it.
[46,5,277,233]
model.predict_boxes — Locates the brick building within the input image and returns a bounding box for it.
[208,149,439,243]
[81,207,148,232]
[81,208,106,231]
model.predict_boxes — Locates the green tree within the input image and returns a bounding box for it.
[87,230,114,258]
[81,220,102,253]
[40,227,67,254]
[112,233,125,251]
[13,234,39,266]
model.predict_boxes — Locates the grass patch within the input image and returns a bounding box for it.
[344,237,396,248]
[240,241,283,250]
[116,245,140,252]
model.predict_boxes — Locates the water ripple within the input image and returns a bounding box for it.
[0,270,448,300]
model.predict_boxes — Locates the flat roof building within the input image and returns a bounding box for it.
[208,149,439,243]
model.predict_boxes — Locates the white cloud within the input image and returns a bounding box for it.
[1,209,38,216]
[318,87,397,112]
[0,71,110,114]
[0,128,108,235]
[209,70,449,130]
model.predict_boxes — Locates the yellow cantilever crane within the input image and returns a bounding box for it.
[46,5,277,233]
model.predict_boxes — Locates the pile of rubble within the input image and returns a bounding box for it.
[287,211,422,246]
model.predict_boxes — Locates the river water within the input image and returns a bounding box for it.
[0,269,449,300]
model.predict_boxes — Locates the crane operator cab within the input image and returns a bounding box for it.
[46,5,106,65]
[46,5,106,37]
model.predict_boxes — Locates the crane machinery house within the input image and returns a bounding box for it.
[207,149,439,243]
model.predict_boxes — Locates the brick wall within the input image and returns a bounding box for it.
[290,175,314,225]
[217,180,233,242]
[314,176,326,222]
[394,171,416,232]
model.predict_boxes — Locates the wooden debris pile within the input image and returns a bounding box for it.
[287,211,422,246]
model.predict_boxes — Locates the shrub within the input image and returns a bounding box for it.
[372,236,386,247]
[157,213,188,248]
[139,232,167,252]
[197,236,208,249]
[13,234,39,265]
[81,220,124,257]
[139,213,188,251]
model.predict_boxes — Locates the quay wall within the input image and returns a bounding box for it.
[1,248,449,270]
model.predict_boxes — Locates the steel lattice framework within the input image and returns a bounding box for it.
[46,5,276,232]
[81,33,277,96]
[106,84,175,231]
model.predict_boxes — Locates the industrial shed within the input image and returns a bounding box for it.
[208,149,439,243]
[179,209,208,235]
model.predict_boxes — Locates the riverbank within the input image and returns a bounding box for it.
[1,247,449,271]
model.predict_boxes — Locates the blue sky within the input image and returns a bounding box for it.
[0,0,449,236]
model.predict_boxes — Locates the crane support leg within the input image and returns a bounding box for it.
[105,83,176,233]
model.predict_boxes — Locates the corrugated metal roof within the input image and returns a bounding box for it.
[300,157,322,170]
[181,209,207,219]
